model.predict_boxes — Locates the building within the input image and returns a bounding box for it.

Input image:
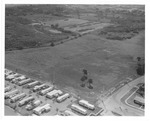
[33,104,51,116]
[71,104,87,115]
[134,95,145,107]
[6,73,19,80]
[33,84,49,92]
[39,86,54,96]
[26,100,41,111]
[10,93,26,103]
[5,89,19,99]
[5,69,13,76]
[11,75,24,83]
[63,110,78,116]
[18,96,35,107]
[53,90,63,97]
[27,81,40,88]
[78,99,95,110]
[5,86,11,93]
[56,93,70,103]
[11,75,27,83]
[17,78,33,86]
[46,90,63,99]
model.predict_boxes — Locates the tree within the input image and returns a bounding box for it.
[80,75,87,87]
[136,64,144,75]
[88,78,93,84]
[88,79,93,89]
[136,57,145,76]
[50,42,55,47]
[16,46,23,50]
[82,69,88,75]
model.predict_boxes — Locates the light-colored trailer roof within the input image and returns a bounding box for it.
[79,100,95,108]
[71,104,87,113]
[57,93,70,100]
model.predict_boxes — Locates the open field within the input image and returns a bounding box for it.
[5,5,145,116]
[5,30,144,103]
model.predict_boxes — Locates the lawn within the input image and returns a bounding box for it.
[5,30,144,103]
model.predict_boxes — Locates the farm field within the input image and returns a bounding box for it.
[5,29,144,103]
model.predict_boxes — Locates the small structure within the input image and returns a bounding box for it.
[18,96,35,107]
[27,81,40,88]
[5,86,11,93]
[134,95,145,106]
[5,89,19,99]
[17,78,33,86]
[33,104,51,116]
[71,104,87,115]
[78,99,95,110]
[56,93,70,103]
[10,93,26,103]
[63,110,78,116]
[46,90,63,99]
[26,100,41,111]
[33,84,49,92]
[39,86,54,96]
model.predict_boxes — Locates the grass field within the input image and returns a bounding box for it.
[5,29,144,103]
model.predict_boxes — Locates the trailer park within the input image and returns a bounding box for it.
[5,68,104,116]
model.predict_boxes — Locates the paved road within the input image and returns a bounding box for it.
[101,76,144,116]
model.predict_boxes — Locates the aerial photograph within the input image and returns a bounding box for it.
[4,4,145,116]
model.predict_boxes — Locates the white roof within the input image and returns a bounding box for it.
[64,110,78,116]
[11,93,26,100]
[33,100,41,105]
[35,84,45,88]
[41,86,53,93]
[18,78,31,83]
[134,96,144,104]
[79,100,95,108]
[19,96,34,104]
[5,89,19,95]
[46,90,58,96]
[57,90,63,95]
[15,75,26,80]
[71,104,87,112]
[57,93,69,100]
[28,81,39,86]
[7,73,18,78]
[34,104,50,112]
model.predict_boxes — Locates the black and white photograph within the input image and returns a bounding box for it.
[1,0,148,119]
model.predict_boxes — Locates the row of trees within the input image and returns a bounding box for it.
[136,57,145,76]
[80,69,93,89]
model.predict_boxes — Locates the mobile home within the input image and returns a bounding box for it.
[10,93,26,103]
[71,104,87,115]
[56,93,70,103]
[39,86,54,96]
[17,78,33,86]
[79,100,95,110]
[18,96,35,107]
[64,110,78,116]
[5,86,11,93]
[46,90,63,99]
[5,89,19,99]
[33,104,51,116]
[33,84,49,92]
[27,81,40,88]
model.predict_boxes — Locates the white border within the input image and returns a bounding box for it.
[1,0,149,121]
